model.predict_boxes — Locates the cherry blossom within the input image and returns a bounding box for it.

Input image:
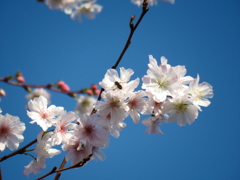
[75,114,109,148]
[95,91,129,123]
[142,55,181,102]
[162,90,199,126]
[75,95,96,116]
[0,113,25,151]
[34,131,61,161]
[51,111,77,146]
[27,95,64,131]
[25,88,51,105]
[188,74,214,109]
[127,90,148,124]
[71,1,102,22]
[142,113,168,134]
[63,138,92,165]
[99,67,139,97]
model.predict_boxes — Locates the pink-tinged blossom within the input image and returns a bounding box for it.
[34,131,61,160]
[63,138,92,166]
[27,95,64,131]
[173,65,194,85]
[75,95,96,116]
[143,92,164,115]
[51,111,77,146]
[142,113,168,134]
[0,114,25,151]
[75,114,109,148]
[162,90,199,126]
[23,157,46,176]
[98,113,127,138]
[99,67,139,96]
[188,74,214,109]
[71,2,102,22]
[95,91,129,123]
[142,55,181,102]
[127,90,148,124]
[25,88,51,105]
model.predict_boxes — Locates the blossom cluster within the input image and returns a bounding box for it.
[20,54,213,176]
[43,0,175,22]
[45,0,103,22]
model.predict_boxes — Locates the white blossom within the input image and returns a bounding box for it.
[27,95,64,131]
[188,74,214,110]
[34,131,61,159]
[71,1,102,22]
[0,114,25,151]
[25,88,51,105]
[75,95,96,116]
[75,114,109,148]
[51,111,77,146]
[99,67,139,97]
[162,90,199,126]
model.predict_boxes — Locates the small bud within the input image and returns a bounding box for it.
[87,89,93,96]
[68,92,77,98]
[57,80,70,92]
[130,15,135,22]
[94,89,100,96]
[17,76,25,83]
[4,76,12,81]
[0,89,6,97]
[23,86,32,93]
[90,84,98,90]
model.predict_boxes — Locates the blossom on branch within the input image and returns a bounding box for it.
[25,88,51,105]
[0,113,25,151]
[27,95,64,131]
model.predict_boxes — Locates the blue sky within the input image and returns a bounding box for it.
[0,0,240,179]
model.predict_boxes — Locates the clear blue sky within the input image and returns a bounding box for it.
[0,0,240,179]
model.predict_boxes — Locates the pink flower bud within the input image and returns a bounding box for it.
[57,80,70,92]
[94,89,100,96]
[91,84,98,90]
[87,89,93,96]
[17,76,25,83]
[0,89,6,97]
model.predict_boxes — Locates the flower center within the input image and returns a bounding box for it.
[174,103,188,113]
[84,125,95,138]
[156,77,168,88]
[0,126,9,137]
[40,111,49,118]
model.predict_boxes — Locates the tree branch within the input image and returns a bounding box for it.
[0,139,37,162]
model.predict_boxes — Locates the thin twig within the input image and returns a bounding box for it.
[0,77,85,97]
[35,1,149,179]
[0,139,37,162]
[54,158,66,180]
[35,154,92,180]
[97,0,149,101]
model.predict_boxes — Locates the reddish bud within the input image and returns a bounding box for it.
[87,89,93,96]
[17,76,25,83]
[90,84,98,90]
[57,80,70,92]
[94,89,100,96]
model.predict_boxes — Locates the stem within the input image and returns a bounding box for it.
[0,77,85,97]
[36,1,149,179]
[35,154,92,180]
[0,139,37,162]
[97,0,149,101]
[54,158,67,180]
